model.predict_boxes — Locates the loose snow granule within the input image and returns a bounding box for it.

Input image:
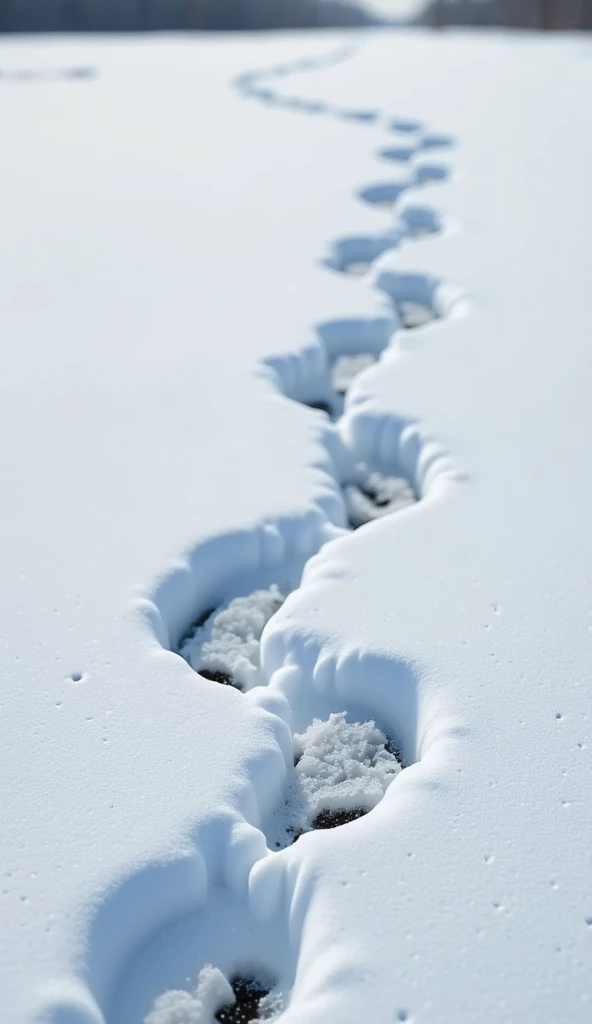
[331,353,376,395]
[274,713,402,845]
[144,965,234,1024]
[256,991,284,1022]
[180,586,285,691]
[344,468,416,529]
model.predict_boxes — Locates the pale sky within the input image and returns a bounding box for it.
[361,0,429,18]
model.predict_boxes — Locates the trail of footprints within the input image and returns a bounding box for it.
[138,53,457,1024]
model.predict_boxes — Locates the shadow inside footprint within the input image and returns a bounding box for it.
[216,976,273,1024]
[343,467,417,530]
[416,163,450,185]
[376,270,442,331]
[390,118,423,134]
[312,808,367,829]
[400,205,442,240]
[324,231,403,276]
[305,400,334,416]
[339,108,379,123]
[331,352,377,396]
[199,668,237,687]
[359,181,411,209]
[378,144,417,163]
[421,132,454,151]
[397,300,437,330]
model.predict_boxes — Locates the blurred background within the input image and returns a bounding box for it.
[0,0,590,33]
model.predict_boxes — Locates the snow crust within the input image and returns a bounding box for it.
[180,587,285,690]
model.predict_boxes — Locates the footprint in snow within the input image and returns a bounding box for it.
[269,712,404,849]
[179,585,285,691]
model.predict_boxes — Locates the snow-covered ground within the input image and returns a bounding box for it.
[2,25,592,1024]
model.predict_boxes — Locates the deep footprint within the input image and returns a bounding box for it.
[270,712,403,849]
[312,808,367,829]
[331,352,377,395]
[180,586,285,691]
[344,469,417,530]
[397,300,438,330]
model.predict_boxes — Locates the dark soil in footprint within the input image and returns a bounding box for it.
[305,400,333,416]
[216,977,271,1024]
[199,667,240,689]
[312,807,367,829]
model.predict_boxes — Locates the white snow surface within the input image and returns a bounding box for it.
[2,24,592,1024]
[180,586,285,690]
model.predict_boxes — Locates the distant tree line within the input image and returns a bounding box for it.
[421,0,592,29]
[0,0,379,32]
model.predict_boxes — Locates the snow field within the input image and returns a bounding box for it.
[4,26,590,1024]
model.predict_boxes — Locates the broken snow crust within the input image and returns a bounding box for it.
[2,26,592,1024]
[180,587,285,690]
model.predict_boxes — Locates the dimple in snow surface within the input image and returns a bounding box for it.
[180,586,285,692]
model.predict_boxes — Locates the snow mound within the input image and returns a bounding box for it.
[180,586,285,691]
[331,353,376,395]
[144,965,234,1024]
[344,468,416,529]
[272,713,402,845]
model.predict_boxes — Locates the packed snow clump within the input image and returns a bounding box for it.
[331,353,376,395]
[272,713,402,846]
[344,468,416,529]
[180,586,284,691]
[144,965,234,1024]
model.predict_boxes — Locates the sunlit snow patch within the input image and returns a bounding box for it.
[272,712,402,847]
[180,586,285,691]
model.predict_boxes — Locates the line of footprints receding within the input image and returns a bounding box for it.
[144,53,456,1024]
